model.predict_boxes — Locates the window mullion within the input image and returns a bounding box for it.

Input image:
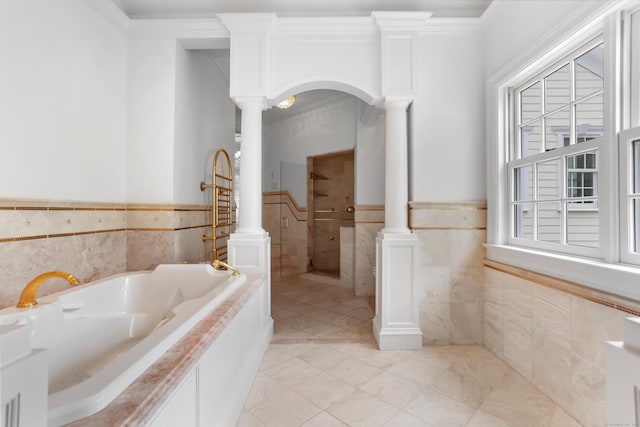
[561,154,568,244]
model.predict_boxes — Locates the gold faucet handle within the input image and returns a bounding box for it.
[211,260,240,276]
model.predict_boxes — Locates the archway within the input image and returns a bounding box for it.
[221,12,429,350]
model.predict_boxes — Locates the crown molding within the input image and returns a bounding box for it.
[417,18,482,34]
[128,18,229,40]
[85,0,130,34]
[273,16,377,36]
[217,13,278,34]
[372,11,432,32]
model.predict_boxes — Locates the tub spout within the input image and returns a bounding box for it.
[17,271,80,308]
[211,260,239,276]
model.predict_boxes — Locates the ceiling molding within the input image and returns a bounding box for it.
[272,16,377,36]
[128,18,229,39]
[86,0,130,33]
[417,18,482,33]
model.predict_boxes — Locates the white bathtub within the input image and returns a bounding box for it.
[0,264,245,426]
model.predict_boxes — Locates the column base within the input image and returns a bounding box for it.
[373,231,422,351]
[373,318,422,350]
[228,231,270,275]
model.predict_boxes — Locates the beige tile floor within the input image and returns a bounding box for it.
[237,275,583,427]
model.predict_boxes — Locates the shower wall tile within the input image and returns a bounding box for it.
[483,264,628,427]
[410,202,486,346]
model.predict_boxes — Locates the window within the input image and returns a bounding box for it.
[620,127,640,264]
[509,40,604,256]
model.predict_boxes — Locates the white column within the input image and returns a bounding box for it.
[236,98,267,235]
[383,98,411,234]
[373,96,421,351]
[228,96,270,275]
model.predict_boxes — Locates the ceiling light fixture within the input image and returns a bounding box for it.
[276,96,296,109]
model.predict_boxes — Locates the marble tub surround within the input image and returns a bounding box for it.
[484,262,629,427]
[354,206,384,296]
[0,198,211,308]
[239,274,581,427]
[68,273,266,426]
[409,202,486,346]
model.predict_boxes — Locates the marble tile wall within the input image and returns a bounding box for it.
[339,226,354,289]
[354,207,384,297]
[0,198,210,309]
[263,192,308,279]
[410,202,486,346]
[484,262,635,427]
[126,205,211,270]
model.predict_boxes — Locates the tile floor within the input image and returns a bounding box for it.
[237,275,583,427]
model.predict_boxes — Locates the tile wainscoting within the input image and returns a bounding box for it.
[0,198,211,309]
[410,202,487,346]
[354,206,384,297]
[483,261,638,427]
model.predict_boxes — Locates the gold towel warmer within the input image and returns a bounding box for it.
[201,148,234,263]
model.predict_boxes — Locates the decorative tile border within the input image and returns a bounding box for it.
[263,191,307,222]
[485,259,640,317]
[409,201,487,230]
[354,205,384,224]
[0,199,211,242]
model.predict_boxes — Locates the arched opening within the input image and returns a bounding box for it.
[259,88,385,342]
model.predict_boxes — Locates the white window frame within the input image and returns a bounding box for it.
[508,138,602,257]
[566,149,599,211]
[619,126,640,264]
[486,3,640,302]
[507,36,605,258]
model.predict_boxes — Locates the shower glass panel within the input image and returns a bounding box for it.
[280,161,307,278]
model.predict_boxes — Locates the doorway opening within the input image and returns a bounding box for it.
[307,150,355,278]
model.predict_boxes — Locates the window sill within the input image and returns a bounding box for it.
[485,244,640,302]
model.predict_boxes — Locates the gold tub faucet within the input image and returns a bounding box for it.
[17,271,80,308]
[211,260,240,276]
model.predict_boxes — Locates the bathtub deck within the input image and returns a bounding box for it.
[237,275,583,427]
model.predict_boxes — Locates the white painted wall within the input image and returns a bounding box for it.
[483,0,610,79]
[356,105,385,206]
[126,38,177,203]
[410,30,486,203]
[0,0,127,202]
[174,48,237,205]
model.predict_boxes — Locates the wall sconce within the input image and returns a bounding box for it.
[276,96,296,109]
